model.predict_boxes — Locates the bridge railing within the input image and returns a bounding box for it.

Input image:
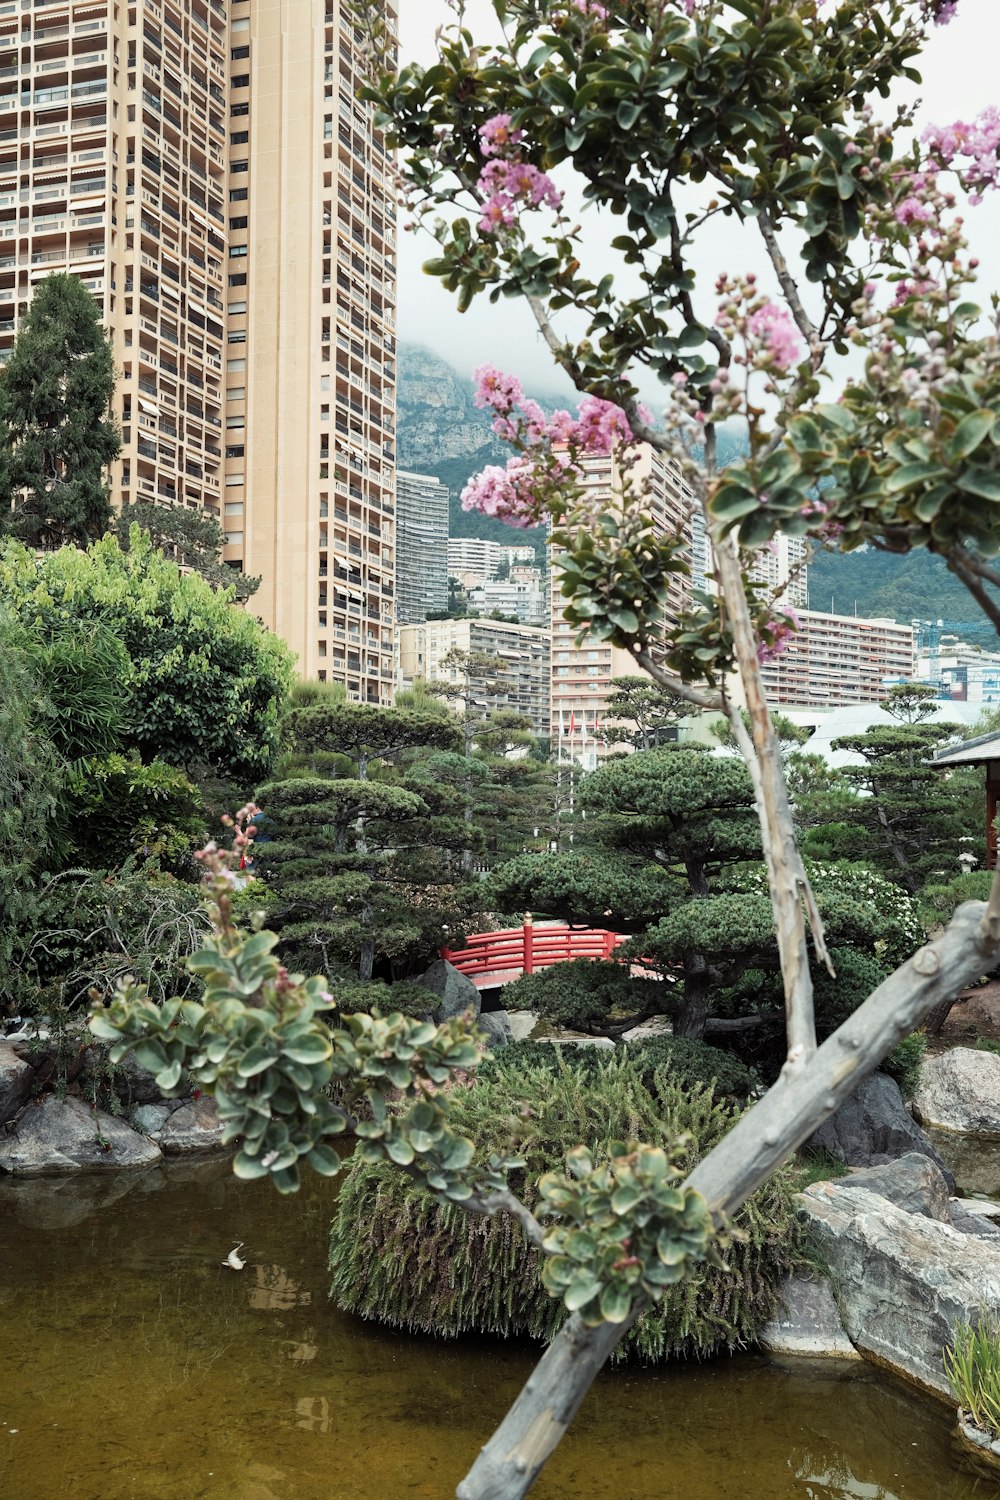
[442,920,625,981]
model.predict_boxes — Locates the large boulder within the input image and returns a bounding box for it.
[799,1179,1000,1395]
[846,1152,952,1222]
[805,1071,954,1187]
[912,1047,1000,1137]
[476,1011,512,1048]
[417,959,481,1022]
[0,1041,34,1125]
[757,1272,860,1358]
[0,1096,162,1176]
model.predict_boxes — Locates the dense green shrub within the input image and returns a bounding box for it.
[329,1046,802,1361]
[920,870,996,927]
[881,1032,927,1100]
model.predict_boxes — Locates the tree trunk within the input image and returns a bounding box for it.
[674,957,710,1038]
[455,898,1000,1500]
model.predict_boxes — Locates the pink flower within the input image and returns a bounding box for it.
[473,364,524,414]
[575,395,634,454]
[476,159,563,234]
[895,195,932,226]
[930,0,958,22]
[461,457,543,528]
[746,301,801,372]
[572,0,608,15]
[479,115,524,159]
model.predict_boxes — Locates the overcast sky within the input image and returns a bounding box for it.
[395,0,1000,402]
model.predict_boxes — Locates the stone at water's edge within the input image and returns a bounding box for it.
[805,1072,955,1188]
[417,959,482,1023]
[757,1272,860,1358]
[0,1041,34,1125]
[156,1097,225,1154]
[799,1180,1000,1396]
[0,1096,162,1176]
[912,1047,1000,1137]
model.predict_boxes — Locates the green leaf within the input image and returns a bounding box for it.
[232,1149,271,1180]
[237,1045,275,1078]
[283,1034,333,1065]
[599,1283,633,1323]
[155,1058,183,1092]
[884,462,948,494]
[960,467,1000,501]
[948,409,995,462]
[564,1274,603,1313]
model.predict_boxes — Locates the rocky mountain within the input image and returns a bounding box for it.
[396,344,506,471]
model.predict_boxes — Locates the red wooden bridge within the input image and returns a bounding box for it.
[441,919,626,987]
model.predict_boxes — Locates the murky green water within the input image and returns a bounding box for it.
[0,1158,993,1500]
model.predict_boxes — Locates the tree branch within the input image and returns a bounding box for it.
[631,648,724,713]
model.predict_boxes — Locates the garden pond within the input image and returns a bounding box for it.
[0,1157,995,1500]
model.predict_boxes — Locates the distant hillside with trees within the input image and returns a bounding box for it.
[807,548,1000,648]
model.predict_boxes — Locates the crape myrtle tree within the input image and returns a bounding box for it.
[0,273,119,549]
[89,2,1000,1497]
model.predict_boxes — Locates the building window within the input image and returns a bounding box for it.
[231,160,249,173]
[227,387,246,400]
[226,444,245,458]
[229,244,247,259]
[230,130,249,145]
[229,216,248,230]
[230,187,248,202]
[227,273,247,287]
[230,102,249,118]
[231,74,250,88]
[231,45,250,59]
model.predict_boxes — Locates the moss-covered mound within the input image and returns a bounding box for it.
[329,1044,802,1361]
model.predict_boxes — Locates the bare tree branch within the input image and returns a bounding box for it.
[631,647,724,713]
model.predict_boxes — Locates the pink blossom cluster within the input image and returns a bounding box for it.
[476,115,563,235]
[571,0,609,17]
[463,365,639,525]
[923,106,1000,202]
[472,364,635,455]
[756,611,799,664]
[460,457,558,528]
[746,302,802,372]
[479,115,523,159]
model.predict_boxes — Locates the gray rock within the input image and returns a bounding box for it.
[110,1050,165,1105]
[534,1035,616,1051]
[846,1152,952,1222]
[949,1202,1000,1239]
[417,959,481,1022]
[757,1272,860,1358]
[799,1179,1000,1395]
[508,1011,537,1042]
[0,1096,162,1176]
[132,1103,170,1136]
[913,1047,1000,1137]
[806,1071,955,1188]
[155,1097,226,1154]
[0,1041,34,1125]
[476,1011,512,1048]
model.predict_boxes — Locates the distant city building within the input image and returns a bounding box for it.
[690,510,808,607]
[447,538,537,585]
[755,610,914,708]
[468,576,548,627]
[396,470,449,624]
[915,639,1000,705]
[551,446,694,766]
[398,616,550,739]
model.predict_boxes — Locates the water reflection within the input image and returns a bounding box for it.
[0,1159,992,1500]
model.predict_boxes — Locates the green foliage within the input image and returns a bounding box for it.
[60,754,204,874]
[329,1046,802,1360]
[976,1039,1000,1058]
[601,675,687,749]
[945,1314,1000,1438]
[624,1036,757,1102]
[0,531,294,781]
[539,1139,714,1327]
[502,959,664,1036]
[0,625,65,961]
[114,503,261,602]
[0,273,119,549]
[881,1032,926,1101]
[2,865,207,1015]
[920,869,995,926]
[16,618,128,762]
[830,714,981,892]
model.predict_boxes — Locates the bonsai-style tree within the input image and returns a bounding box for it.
[601,673,690,749]
[114,502,262,602]
[0,273,119,548]
[91,4,1000,1497]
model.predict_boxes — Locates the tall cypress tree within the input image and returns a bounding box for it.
[0,273,120,549]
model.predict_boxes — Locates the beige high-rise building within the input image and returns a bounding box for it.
[550,445,694,764]
[0,0,397,701]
